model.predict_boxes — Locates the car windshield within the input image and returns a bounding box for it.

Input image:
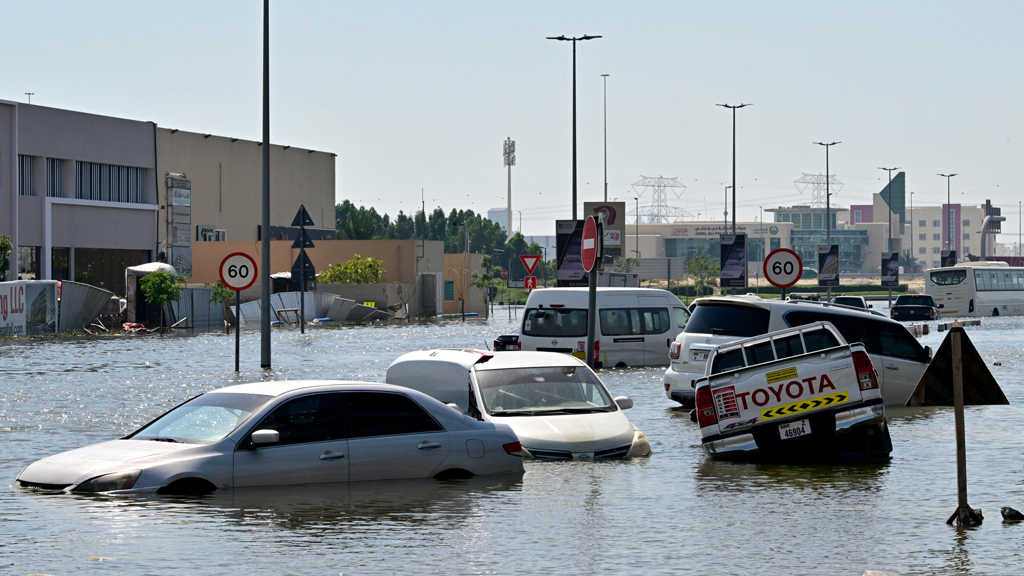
[129,392,273,444]
[475,366,615,416]
[684,303,770,337]
[896,296,933,306]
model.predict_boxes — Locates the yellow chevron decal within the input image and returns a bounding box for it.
[760,392,850,420]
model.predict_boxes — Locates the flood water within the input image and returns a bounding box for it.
[3,308,1024,575]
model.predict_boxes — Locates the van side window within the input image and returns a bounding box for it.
[599,309,631,336]
[642,308,671,334]
[710,348,745,374]
[803,329,840,353]
[774,334,804,359]
[673,307,690,329]
[744,340,775,366]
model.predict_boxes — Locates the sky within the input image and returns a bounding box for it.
[2,1,1023,244]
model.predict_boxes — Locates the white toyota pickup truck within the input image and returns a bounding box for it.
[694,321,892,460]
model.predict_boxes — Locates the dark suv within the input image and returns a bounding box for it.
[891,294,941,321]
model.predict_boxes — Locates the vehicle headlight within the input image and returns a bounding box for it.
[72,470,142,493]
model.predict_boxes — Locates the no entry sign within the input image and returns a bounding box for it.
[581,216,598,273]
[763,248,802,289]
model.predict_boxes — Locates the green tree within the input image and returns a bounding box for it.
[607,256,641,273]
[318,254,387,284]
[204,280,234,304]
[684,254,719,297]
[470,255,501,319]
[138,271,186,327]
[0,235,12,280]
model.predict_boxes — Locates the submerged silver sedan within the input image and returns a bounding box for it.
[16,381,525,494]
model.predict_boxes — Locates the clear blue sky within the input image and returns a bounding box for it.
[3,1,1023,243]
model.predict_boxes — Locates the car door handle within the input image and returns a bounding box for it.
[418,441,443,450]
[666,338,671,348]
[885,364,899,370]
[319,451,346,460]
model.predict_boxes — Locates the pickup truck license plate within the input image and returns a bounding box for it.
[691,350,709,362]
[779,419,810,440]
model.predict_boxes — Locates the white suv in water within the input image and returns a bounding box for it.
[664,296,932,407]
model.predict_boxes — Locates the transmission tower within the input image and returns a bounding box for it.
[794,173,844,208]
[631,175,694,223]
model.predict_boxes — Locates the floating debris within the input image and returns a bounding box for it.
[1001,507,1024,522]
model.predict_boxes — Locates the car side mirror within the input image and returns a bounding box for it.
[251,429,280,445]
[938,304,944,309]
[614,396,633,410]
[868,305,873,308]
[924,346,933,361]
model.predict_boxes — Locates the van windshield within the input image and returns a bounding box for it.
[475,366,615,416]
[684,303,770,337]
[522,308,587,337]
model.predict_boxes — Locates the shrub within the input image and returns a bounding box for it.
[318,254,386,284]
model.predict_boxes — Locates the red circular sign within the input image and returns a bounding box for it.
[581,216,598,272]
[763,248,803,289]
[219,252,259,291]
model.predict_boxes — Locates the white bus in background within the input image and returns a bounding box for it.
[926,262,1024,317]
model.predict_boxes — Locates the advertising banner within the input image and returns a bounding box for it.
[817,244,840,288]
[719,234,747,289]
[941,250,957,268]
[881,253,900,287]
[0,281,58,336]
[556,219,587,287]
[584,201,626,264]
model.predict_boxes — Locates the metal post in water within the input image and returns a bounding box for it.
[946,324,982,526]
[585,220,602,369]
[260,0,272,368]
[235,290,241,372]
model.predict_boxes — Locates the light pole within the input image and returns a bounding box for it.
[717,103,751,234]
[547,34,602,220]
[260,0,271,368]
[602,73,609,203]
[814,141,841,300]
[938,173,958,254]
[24,93,34,104]
[910,191,915,276]
[879,167,900,307]
[724,186,731,227]
[634,196,640,259]
[517,210,522,235]
[503,137,515,241]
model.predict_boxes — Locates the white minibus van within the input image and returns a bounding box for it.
[517,288,689,368]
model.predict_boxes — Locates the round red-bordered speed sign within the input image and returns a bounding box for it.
[219,252,259,291]
[763,248,803,289]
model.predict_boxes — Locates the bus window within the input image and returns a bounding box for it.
[931,269,966,285]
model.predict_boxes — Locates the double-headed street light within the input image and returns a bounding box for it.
[814,141,841,300]
[717,103,750,234]
[547,34,602,220]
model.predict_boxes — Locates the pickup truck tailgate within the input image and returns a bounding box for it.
[710,347,863,434]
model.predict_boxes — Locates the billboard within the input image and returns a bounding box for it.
[0,281,58,337]
[941,250,957,268]
[556,219,587,287]
[584,201,626,264]
[881,253,900,287]
[817,244,840,288]
[719,234,747,289]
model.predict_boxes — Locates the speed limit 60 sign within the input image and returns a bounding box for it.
[763,248,802,289]
[219,252,259,291]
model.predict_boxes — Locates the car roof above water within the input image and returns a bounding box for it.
[213,380,414,397]
[524,287,683,307]
[388,349,586,372]
[691,295,889,321]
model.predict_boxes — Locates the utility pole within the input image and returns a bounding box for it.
[814,141,841,301]
[939,173,958,253]
[724,186,731,227]
[547,34,602,220]
[602,73,609,203]
[717,103,750,234]
[260,0,272,369]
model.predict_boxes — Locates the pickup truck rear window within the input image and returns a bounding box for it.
[894,295,934,306]
[523,308,587,337]
[684,304,770,337]
[784,311,924,361]
[803,329,840,353]
[710,348,745,374]
[774,334,804,359]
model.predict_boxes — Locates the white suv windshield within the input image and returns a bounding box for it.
[130,392,273,444]
[475,366,615,416]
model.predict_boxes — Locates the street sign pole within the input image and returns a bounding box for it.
[220,252,259,372]
[291,205,316,334]
[235,290,241,371]
[581,216,600,368]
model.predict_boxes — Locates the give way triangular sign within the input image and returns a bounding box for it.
[520,254,541,275]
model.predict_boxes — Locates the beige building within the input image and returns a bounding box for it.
[443,253,487,316]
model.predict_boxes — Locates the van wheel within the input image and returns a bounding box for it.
[993,308,1000,317]
[434,469,474,480]
[615,362,627,368]
[157,478,216,495]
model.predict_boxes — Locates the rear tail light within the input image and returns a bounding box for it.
[517,340,521,350]
[969,299,974,313]
[930,308,937,320]
[503,441,523,457]
[890,308,895,319]
[852,351,879,391]
[695,386,718,429]
[669,342,681,360]
[665,383,671,392]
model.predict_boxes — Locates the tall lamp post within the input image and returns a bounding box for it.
[814,141,841,300]
[716,103,750,234]
[910,191,915,277]
[634,196,640,258]
[547,34,602,220]
[260,0,272,368]
[602,73,609,203]
[938,173,958,254]
[724,186,731,227]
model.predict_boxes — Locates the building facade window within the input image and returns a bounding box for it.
[444,281,455,301]
[962,219,970,227]
[18,155,33,196]
[963,232,970,240]
[933,260,941,267]
[919,220,926,228]
[854,210,862,223]
[933,220,941,227]
[76,161,147,203]
[933,234,940,241]
[919,233,926,241]
[919,247,927,254]
[46,158,63,198]
[933,247,941,254]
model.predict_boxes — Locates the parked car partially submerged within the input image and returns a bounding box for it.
[386,350,652,460]
[890,294,941,321]
[16,381,524,494]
